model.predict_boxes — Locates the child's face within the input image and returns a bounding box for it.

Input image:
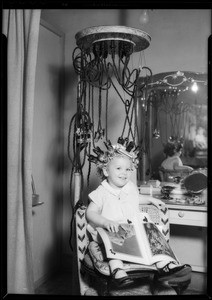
[103,156,133,189]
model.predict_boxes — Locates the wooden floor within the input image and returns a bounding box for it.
[35,269,205,296]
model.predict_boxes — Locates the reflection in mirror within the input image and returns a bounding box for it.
[137,71,207,181]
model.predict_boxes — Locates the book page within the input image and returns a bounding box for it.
[142,222,177,264]
[97,218,178,266]
[96,221,150,264]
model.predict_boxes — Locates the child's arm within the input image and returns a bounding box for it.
[86,201,120,233]
[173,157,193,172]
[139,194,165,208]
[174,165,193,171]
[145,197,165,208]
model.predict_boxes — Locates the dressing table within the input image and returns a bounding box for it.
[139,185,207,274]
[162,201,207,227]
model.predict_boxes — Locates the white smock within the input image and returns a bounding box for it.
[87,179,149,241]
[161,155,183,170]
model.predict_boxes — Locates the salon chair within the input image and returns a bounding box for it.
[75,202,191,296]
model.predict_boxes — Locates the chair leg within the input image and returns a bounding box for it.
[150,279,177,295]
[98,278,109,296]
[169,280,191,295]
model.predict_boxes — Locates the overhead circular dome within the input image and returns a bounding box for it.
[75,25,151,54]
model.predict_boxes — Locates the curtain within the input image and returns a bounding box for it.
[3,9,41,294]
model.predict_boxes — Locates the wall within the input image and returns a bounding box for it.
[126,9,210,74]
[32,21,65,285]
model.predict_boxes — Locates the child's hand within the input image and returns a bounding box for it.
[149,198,165,208]
[103,220,120,233]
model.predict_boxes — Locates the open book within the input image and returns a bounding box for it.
[96,218,177,265]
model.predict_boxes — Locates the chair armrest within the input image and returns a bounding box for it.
[75,205,89,262]
[75,205,94,295]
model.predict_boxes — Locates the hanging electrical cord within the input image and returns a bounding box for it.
[105,72,110,141]
[151,88,192,149]
[67,79,94,250]
[137,66,153,178]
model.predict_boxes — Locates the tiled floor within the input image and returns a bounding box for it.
[35,270,204,296]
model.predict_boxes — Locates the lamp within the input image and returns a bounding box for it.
[139,9,149,24]
[191,81,198,93]
[146,71,207,93]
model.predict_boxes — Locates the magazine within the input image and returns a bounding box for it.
[96,217,177,265]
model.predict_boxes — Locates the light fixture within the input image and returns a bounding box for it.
[145,71,207,95]
[191,81,198,93]
[139,10,149,24]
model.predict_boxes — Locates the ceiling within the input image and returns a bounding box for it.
[41,9,122,33]
[41,9,73,33]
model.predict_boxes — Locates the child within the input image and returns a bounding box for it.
[161,137,193,172]
[86,140,192,288]
[159,137,193,182]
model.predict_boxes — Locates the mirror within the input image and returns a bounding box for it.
[137,71,207,180]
